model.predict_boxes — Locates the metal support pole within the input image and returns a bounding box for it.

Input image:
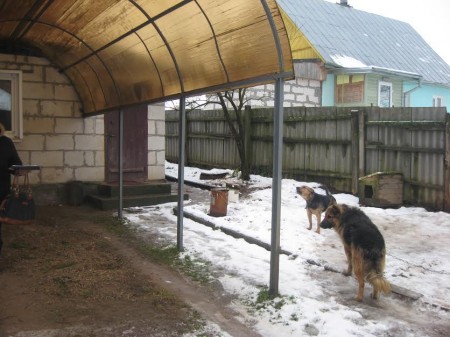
[260,0,286,298]
[118,108,124,220]
[177,96,186,251]
[269,77,284,297]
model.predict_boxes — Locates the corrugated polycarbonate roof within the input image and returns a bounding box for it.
[0,0,294,115]
[277,0,450,86]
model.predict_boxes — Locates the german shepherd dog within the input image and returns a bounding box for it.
[320,204,391,301]
[296,185,336,234]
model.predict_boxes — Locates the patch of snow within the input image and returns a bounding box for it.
[330,54,367,68]
[126,162,450,337]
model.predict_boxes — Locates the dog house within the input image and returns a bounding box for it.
[358,172,403,208]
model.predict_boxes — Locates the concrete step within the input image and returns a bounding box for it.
[86,192,188,210]
[97,182,172,197]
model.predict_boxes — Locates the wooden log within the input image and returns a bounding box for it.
[199,172,228,180]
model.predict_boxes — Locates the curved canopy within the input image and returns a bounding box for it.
[0,0,293,115]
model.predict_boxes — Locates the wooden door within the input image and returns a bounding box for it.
[105,105,148,183]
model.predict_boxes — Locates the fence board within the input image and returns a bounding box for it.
[166,107,449,211]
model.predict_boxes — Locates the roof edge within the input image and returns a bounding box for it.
[82,70,295,117]
[327,66,422,80]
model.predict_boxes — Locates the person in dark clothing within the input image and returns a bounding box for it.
[0,122,23,253]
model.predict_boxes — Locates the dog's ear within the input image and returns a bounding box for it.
[326,204,341,218]
[338,204,349,213]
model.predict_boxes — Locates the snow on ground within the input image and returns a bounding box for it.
[124,162,450,337]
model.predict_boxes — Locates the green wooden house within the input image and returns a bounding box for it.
[277,0,450,110]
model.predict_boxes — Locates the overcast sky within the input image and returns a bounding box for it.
[324,0,450,65]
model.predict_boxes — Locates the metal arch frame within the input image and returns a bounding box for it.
[128,1,188,249]
[8,0,52,40]
[7,16,129,219]
[11,1,193,222]
[6,0,288,295]
[135,32,165,98]
[82,0,189,221]
[194,0,231,83]
[82,71,293,117]
[174,0,235,252]
[174,0,288,294]
[3,0,293,116]
[60,0,194,72]
[14,3,190,219]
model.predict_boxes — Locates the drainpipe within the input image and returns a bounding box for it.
[403,78,422,107]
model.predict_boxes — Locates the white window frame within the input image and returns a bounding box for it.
[0,70,23,140]
[432,95,444,107]
[378,81,393,108]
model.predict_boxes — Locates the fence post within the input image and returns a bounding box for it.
[244,105,252,173]
[444,115,450,212]
[358,109,365,178]
[183,109,189,165]
[351,110,359,194]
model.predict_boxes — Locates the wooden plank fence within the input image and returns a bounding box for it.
[166,107,450,211]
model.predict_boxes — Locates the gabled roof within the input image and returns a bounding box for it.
[277,0,450,86]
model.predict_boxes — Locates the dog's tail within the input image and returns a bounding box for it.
[318,185,336,205]
[366,271,391,294]
[318,185,332,196]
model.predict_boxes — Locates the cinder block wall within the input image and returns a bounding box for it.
[246,78,321,107]
[1,53,166,203]
[147,103,166,180]
[0,54,105,185]
[204,77,322,109]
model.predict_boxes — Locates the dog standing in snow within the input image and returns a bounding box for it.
[296,185,336,234]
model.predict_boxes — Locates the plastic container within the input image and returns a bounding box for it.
[209,188,229,217]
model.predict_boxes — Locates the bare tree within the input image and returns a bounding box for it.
[215,89,251,181]
[167,88,257,181]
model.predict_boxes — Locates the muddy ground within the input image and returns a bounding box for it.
[0,205,258,337]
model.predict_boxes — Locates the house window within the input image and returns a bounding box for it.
[335,74,364,104]
[432,96,444,107]
[378,81,392,107]
[0,70,22,140]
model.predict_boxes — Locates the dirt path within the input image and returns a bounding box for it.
[0,205,260,337]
